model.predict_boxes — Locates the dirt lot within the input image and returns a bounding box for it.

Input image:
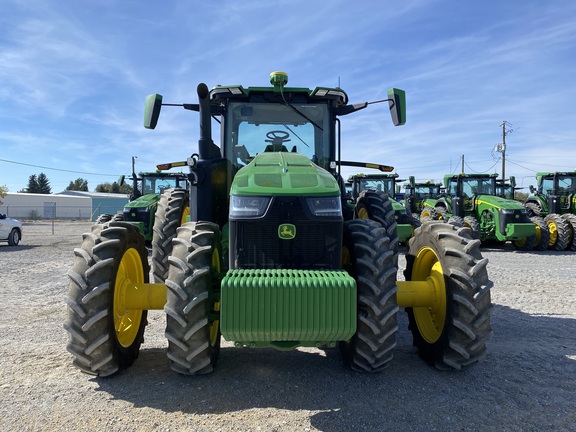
[1,221,575,431]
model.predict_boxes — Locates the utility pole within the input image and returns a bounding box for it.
[497,121,513,181]
[461,154,464,173]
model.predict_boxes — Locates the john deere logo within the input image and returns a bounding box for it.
[278,224,296,240]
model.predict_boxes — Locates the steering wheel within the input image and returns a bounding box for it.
[265,130,291,143]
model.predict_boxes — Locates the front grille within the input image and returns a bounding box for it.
[230,196,342,270]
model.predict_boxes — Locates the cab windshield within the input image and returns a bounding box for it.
[224,101,331,172]
[358,178,394,194]
[141,176,184,195]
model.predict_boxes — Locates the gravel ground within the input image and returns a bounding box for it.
[1,221,575,432]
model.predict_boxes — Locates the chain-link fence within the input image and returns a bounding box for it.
[0,204,121,221]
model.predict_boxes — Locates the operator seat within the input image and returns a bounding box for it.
[264,144,288,152]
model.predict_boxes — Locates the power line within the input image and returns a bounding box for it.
[0,158,120,177]
[464,160,500,174]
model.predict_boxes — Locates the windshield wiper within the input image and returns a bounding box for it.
[282,102,323,131]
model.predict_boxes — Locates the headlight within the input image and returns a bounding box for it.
[230,195,270,218]
[306,196,342,217]
[501,209,516,214]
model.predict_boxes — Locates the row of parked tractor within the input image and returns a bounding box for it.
[345,170,576,252]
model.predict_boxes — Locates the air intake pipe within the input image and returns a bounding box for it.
[197,83,221,160]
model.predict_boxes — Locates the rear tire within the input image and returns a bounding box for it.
[545,213,570,250]
[65,222,149,376]
[96,214,112,224]
[403,222,492,370]
[151,188,190,282]
[339,219,398,372]
[561,214,576,251]
[164,221,222,375]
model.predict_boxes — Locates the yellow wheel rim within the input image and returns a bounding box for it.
[209,247,220,347]
[341,246,352,272]
[180,205,190,225]
[113,248,144,348]
[357,206,369,219]
[547,221,558,246]
[534,224,542,245]
[514,237,526,248]
[411,247,446,343]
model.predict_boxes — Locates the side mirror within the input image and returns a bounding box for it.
[509,175,516,188]
[529,185,535,194]
[118,175,125,186]
[387,88,406,126]
[144,94,163,129]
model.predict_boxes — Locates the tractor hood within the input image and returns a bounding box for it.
[125,193,159,209]
[476,195,526,210]
[231,152,340,196]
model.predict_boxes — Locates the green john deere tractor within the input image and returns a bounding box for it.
[403,176,444,221]
[96,162,189,241]
[524,171,576,251]
[426,173,541,250]
[345,172,420,242]
[65,71,492,377]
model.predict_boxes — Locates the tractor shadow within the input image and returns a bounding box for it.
[0,244,38,251]
[94,306,576,430]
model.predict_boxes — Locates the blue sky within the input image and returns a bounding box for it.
[1,0,575,193]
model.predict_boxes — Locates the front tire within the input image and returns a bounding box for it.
[151,188,190,282]
[403,222,493,370]
[420,207,439,222]
[65,222,149,376]
[164,221,222,375]
[355,190,399,251]
[339,219,399,372]
[8,228,21,246]
[530,216,550,251]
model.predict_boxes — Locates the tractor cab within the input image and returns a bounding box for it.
[533,171,576,214]
[444,173,497,216]
[495,176,516,200]
[404,176,443,214]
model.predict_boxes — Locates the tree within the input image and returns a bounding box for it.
[26,174,40,193]
[23,173,51,194]
[66,178,89,191]
[37,173,52,194]
[0,185,7,206]
[95,182,133,195]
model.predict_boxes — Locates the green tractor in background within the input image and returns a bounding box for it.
[425,173,540,250]
[96,160,189,242]
[65,71,492,378]
[403,176,444,221]
[345,172,420,243]
[524,171,576,251]
[116,170,189,241]
[494,175,550,250]
[495,176,517,200]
